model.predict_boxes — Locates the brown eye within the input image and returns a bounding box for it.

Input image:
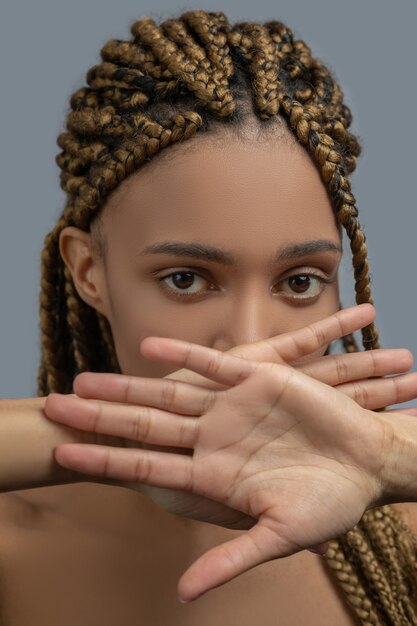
[280,274,324,299]
[289,275,312,293]
[170,272,195,290]
[159,271,211,296]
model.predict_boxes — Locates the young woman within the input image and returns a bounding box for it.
[2,9,417,625]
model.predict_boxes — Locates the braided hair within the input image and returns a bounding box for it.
[38,10,417,623]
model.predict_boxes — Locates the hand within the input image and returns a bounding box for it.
[44,304,417,531]
[165,304,416,410]
[46,335,401,603]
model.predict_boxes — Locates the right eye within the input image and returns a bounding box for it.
[157,271,215,299]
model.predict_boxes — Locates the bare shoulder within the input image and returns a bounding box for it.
[0,484,121,541]
[0,485,360,626]
[0,482,170,542]
[0,491,44,529]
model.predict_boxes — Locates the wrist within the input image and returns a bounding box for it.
[0,396,91,492]
[375,410,417,507]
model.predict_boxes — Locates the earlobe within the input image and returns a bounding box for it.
[58,226,108,316]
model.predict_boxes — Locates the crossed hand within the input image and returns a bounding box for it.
[44,304,417,602]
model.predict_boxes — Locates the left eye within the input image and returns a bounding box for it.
[278,274,324,298]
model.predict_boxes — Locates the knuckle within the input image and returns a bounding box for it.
[392,378,401,405]
[92,403,103,434]
[206,349,223,379]
[336,316,344,341]
[308,322,327,349]
[131,406,152,443]
[183,461,194,492]
[202,389,217,414]
[133,450,151,484]
[125,376,135,404]
[183,341,194,369]
[101,448,111,478]
[367,350,379,376]
[177,420,187,447]
[178,418,191,447]
[352,381,369,407]
[160,379,177,411]
[334,356,349,383]
[219,543,241,569]
[189,419,200,447]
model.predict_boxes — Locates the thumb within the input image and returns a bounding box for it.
[177,520,293,603]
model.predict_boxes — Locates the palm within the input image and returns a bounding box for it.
[190,363,380,550]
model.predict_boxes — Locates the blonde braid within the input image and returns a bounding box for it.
[38,10,417,623]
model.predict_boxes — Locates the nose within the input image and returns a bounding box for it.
[212,282,284,352]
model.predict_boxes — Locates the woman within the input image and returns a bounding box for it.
[2,9,417,625]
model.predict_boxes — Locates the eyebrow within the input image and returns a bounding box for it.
[137,239,342,266]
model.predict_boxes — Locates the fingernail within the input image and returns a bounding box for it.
[178,592,203,603]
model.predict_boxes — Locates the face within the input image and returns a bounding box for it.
[60,134,342,378]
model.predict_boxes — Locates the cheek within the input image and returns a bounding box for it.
[281,280,339,326]
[279,281,340,362]
[104,281,210,377]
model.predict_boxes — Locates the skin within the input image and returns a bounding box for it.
[59,134,343,379]
[51,132,417,602]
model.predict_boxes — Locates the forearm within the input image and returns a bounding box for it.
[376,410,417,507]
[0,396,89,492]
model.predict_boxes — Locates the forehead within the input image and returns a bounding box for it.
[102,136,340,263]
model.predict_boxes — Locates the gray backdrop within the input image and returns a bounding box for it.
[1,1,416,409]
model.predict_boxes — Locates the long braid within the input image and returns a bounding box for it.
[38,10,417,623]
[38,216,75,394]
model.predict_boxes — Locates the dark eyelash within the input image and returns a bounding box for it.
[157,271,212,299]
[157,270,333,300]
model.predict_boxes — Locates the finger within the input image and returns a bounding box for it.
[71,372,213,415]
[140,336,257,387]
[54,443,194,490]
[298,349,413,386]
[336,372,417,410]
[177,520,299,603]
[264,304,375,364]
[46,394,200,449]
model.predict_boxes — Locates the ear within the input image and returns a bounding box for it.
[59,226,110,317]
